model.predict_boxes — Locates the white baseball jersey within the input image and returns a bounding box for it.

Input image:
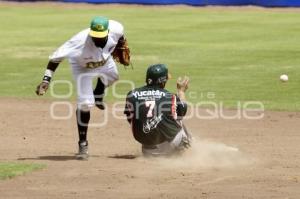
[49,20,124,67]
[49,20,124,109]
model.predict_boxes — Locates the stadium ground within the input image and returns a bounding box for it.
[0,98,299,198]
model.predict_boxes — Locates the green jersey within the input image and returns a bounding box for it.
[124,85,187,145]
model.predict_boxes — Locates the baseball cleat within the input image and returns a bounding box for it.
[76,141,89,160]
[95,101,105,110]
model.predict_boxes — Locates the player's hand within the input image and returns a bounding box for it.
[177,76,189,92]
[36,81,49,96]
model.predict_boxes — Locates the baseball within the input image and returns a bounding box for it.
[280,74,288,82]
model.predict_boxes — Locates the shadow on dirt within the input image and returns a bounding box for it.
[18,155,102,161]
[18,156,77,161]
[108,154,137,159]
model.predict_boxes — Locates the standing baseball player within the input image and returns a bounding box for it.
[124,64,191,156]
[36,16,130,160]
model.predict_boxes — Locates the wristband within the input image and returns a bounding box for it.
[42,69,54,83]
[42,76,51,83]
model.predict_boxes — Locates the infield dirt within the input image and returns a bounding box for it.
[0,98,299,198]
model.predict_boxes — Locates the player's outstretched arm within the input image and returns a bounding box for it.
[176,76,189,101]
[35,61,60,96]
[175,76,189,118]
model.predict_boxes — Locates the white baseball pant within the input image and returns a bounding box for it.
[71,57,119,110]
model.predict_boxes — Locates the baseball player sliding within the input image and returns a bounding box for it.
[36,16,130,160]
[124,64,192,156]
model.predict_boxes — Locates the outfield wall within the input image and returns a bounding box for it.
[61,0,300,7]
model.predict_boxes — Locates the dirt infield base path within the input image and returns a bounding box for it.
[0,98,299,199]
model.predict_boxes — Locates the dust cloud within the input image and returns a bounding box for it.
[156,136,252,169]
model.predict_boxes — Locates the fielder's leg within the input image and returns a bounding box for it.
[93,78,105,110]
[93,58,119,110]
[72,70,95,160]
[71,65,97,160]
[76,109,90,160]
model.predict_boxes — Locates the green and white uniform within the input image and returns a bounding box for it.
[49,20,124,110]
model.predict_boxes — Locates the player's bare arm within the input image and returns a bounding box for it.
[176,76,189,101]
[35,61,60,96]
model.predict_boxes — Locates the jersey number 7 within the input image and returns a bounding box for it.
[145,100,155,118]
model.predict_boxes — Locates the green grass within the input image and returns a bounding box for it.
[0,162,45,180]
[0,4,299,111]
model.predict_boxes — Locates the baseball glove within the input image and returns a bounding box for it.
[36,81,49,96]
[112,37,131,67]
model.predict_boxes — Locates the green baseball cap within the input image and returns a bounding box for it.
[89,16,109,38]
